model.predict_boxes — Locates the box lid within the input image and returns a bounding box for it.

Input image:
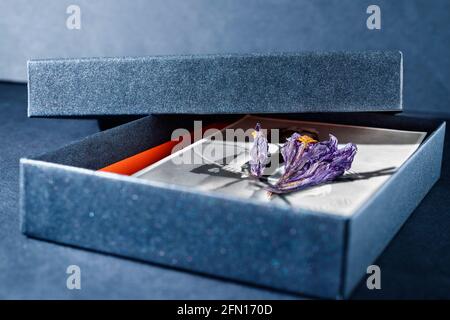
[27,51,402,117]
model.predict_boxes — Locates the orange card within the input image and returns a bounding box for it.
[98,123,227,176]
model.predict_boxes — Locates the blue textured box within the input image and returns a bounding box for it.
[27,51,402,117]
[20,113,445,298]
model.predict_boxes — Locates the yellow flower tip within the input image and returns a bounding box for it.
[297,135,318,145]
[251,130,257,138]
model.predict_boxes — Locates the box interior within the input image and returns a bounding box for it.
[34,113,442,173]
[31,111,444,219]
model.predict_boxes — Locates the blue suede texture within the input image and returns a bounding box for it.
[27,51,402,116]
[20,112,444,298]
[21,161,345,298]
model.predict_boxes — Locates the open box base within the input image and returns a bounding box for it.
[20,113,445,299]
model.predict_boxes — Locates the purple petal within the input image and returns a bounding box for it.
[249,123,269,177]
[269,134,357,194]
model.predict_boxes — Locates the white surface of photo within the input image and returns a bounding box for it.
[134,115,426,216]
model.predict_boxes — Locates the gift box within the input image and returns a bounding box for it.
[21,51,445,298]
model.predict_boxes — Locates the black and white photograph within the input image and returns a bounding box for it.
[136,115,426,216]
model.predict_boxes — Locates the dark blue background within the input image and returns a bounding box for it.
[1,0,449,115]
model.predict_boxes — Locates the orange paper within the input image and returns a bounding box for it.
[99,123,227,176]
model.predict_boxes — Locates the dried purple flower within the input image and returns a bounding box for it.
[268,133,357,194]
[249,123,269,177]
